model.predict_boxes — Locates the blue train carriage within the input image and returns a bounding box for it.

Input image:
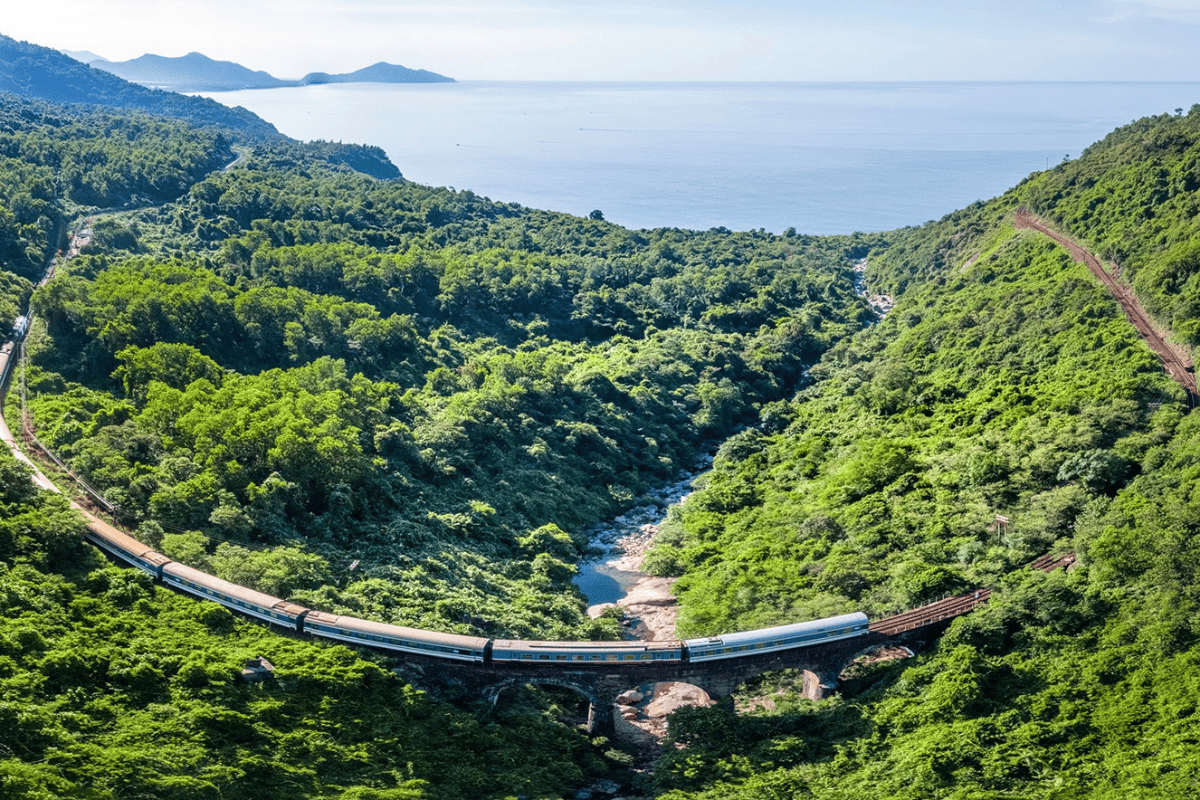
[490,639,684,664]
[161,561,310,631]
[83,517,172,578]
[301,609,490,662]
[683,612,869,662]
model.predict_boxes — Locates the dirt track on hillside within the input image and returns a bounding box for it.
[1015,208,1198,402]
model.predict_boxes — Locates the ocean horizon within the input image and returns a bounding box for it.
[200,80,1200,235]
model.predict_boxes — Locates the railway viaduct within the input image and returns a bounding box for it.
[3,319,1079,736]
[385,556,1073,735]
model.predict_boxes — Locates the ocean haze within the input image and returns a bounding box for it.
[200,81,1200,234]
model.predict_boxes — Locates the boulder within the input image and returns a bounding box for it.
[646,683,715,717]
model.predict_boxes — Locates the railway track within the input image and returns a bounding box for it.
[868,551,1075,636]
[1015,208,1198,401]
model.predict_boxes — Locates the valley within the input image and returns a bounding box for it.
[3,31,1200,800]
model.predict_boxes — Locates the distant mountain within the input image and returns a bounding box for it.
[60,49,108,64]
[94,52,288,92]
[92,52,454,92]
[0,34,281,140]
[0,35,402,179]
[299,62,454,86]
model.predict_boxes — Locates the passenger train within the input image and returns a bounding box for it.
[81,512,869,665]
[4,315,870,666]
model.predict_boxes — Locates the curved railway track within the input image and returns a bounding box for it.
[3,328,1078,674]
[1015,208,1198,401]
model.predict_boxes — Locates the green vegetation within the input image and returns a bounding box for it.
[647,205,1179,633]
[2,87,875,646]
[5,50,1200,799]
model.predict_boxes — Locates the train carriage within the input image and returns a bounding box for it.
[83,517,172,578]
[490,638,684,664]
[301,609,491,662]
[684,612,868,662]
[161,562,310,631]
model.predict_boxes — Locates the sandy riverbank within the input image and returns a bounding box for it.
[585,521,680,642]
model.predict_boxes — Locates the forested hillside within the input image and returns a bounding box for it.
[646,105,1200,798]
[15,126,873,640]
[0,33,280,139]
[5,51,1200,797]
[0,451,638,799]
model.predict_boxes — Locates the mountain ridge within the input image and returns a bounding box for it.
[93,51,455,92]
[0,34,402,179]
[0,33,281,139]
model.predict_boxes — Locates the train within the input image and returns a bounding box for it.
[2,308,872,667]
[10,314,28,342]
[80,511,869,665]
[1,316,28,397]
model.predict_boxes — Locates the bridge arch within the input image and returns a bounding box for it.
[482,677,611,733]
[843,642,915,666]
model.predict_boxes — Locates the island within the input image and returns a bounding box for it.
[83,50,454,92]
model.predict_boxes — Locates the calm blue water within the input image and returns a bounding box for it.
[574,560,645,607]
[202,81,1200,234]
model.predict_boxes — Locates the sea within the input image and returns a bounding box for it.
[200,81,1200,235]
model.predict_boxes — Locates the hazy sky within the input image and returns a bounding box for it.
[5,0,1200,81]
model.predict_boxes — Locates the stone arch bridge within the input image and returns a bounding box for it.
[395,552,1074,735]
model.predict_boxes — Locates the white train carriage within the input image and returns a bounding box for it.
[684,612,869,662]
[302,609,490,662]
[490,638,683,664]
[84,518,172,578]
[161,561,310,631]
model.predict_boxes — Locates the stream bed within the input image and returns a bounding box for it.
[573,466,704,611]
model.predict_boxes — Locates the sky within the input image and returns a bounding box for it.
[4,0,1200,81]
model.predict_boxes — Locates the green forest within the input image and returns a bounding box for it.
[4,33,1200,800]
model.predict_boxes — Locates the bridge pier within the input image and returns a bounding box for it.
[587,701,613,736]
